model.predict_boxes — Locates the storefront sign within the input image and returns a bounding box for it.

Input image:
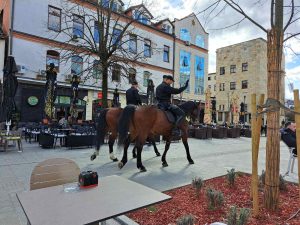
[27,96,39,106]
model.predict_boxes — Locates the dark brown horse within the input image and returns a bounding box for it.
[117,101,200,172]
[90,108,160,161]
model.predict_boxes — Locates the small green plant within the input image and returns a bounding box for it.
[259,170,265,186]
[279,174,287,191]
[192,177,204,197]
[227,168,236,187]
[227,206,250,225]
[176,214,195,225]
[147,206,157,213]
[206,188,224,210]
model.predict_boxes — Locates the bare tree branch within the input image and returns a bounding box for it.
[284,0,295,31]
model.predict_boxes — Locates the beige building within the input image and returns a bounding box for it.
[173,13,209,102]
[214,38,285,124]
[207,72,216,96]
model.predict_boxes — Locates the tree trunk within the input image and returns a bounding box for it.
[264,28,283,210]
[102,67,108,108]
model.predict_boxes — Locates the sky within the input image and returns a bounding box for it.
[124,0,300,100]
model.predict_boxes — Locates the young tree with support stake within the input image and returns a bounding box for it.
[197,0,300,210]
[51,0,157,108]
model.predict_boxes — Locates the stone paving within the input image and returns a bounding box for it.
[0,137,298,225]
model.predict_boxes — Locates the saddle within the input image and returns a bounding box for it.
[163,111,176,124]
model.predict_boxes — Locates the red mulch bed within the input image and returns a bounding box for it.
[127,174,300,225]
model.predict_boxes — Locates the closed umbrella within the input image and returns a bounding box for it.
[231,93,239,126]
[1,56,18,123]
[203,87,212,124]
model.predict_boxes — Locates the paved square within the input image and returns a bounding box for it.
[0,137,298,225]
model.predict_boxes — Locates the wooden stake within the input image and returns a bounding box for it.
[293,89,300,204]
[251,94,265,217]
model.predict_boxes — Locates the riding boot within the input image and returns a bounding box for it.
[175,115,184,127]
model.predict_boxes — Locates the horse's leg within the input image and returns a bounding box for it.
[151,139,161,156]
[181,129,194,164]
[136,141,146,172]
[118,137,130,169]
[132,146,137,158]
[161,137,171,167]
[108,134,118,162]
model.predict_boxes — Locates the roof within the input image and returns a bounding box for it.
[173,13,208,34]
[216,38,267,51]
[154,18,174,28]
[124,4,154,19]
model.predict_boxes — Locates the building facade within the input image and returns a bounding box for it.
[0,0,208,122]
[214,38,285,124]
[173,13,208,103]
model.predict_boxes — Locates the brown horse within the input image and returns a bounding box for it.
[90,108,160,162]
[117,101,200,172]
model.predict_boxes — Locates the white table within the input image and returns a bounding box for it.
[17,175,171,225]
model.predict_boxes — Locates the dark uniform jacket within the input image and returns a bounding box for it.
[281,128,296,149]
[126,87,142,106]
[156,82,186,106]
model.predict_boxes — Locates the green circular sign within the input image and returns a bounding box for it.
[28,96,39,106]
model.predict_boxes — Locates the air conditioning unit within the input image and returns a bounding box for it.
[39,69,46,76]
[16,64,26,74]
[185,41,191,46]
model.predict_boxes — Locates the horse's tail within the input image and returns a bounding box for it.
[118,105,136,146]
[95,109,108,151]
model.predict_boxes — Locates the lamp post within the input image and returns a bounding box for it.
[243,95,246,125]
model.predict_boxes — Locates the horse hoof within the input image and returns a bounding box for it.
[139,166,147,172]
[162,162,168,167]
[112,158,119,162]
[118,162,124,169]
[90,154,96,161]
[156,152,161,157]
[132,154,137,159]
[189,160,194,165]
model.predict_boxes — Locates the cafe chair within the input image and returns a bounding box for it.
[30,158,80,190]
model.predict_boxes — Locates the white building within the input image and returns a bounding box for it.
[0,0,208,122]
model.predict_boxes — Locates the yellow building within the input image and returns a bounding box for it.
[214,38,285,124]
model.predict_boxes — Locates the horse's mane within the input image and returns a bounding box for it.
[179,101,197,113]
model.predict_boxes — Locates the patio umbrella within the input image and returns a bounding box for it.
[44,63,57,120]
[203,87,212,124]
[231,93,239,126]
[1,56,18,122]
[70,74,80,122]
[240,102,245,123]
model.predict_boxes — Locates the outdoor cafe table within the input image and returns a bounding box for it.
[17,175,171,225]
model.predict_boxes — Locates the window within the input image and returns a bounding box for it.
[92,60,102,79]
[94,21,100,43]
[242,80,248,89]
[218,112,223,121]
[219,83,225,91]
[112,28,122,46]
[214,76,216,80]
[73,14,84,38]
[162,24,171,33]
[48,6,61,32]
[230,65,236,73]
[208,85,211,89]
[163,45,170,62]
[208,77,211,81]
[194,56,204,95]
[143,71,151,87]
[144,39,151,57]
[230,82,236,90]
[128,68,136,84]
[71,55,83,75]
[219,105,221,111]
[112,64,121,82]
[242,62,248,71]
[134,11,150,24]
[129,34,137,53]
[180,28,191,42]
[195,35,205,48]
[214,84,216,91]
[180,51,191,93]
[46,50,60,72]
[220,67,225,75]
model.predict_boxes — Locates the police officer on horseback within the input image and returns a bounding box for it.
[156,75,189,126]
[126,81,142,106]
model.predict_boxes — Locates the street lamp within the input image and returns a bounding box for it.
[243,95,246,125]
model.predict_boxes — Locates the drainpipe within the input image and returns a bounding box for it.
[171,31,176,103]
[9,0,15,55]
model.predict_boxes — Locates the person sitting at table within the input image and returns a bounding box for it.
[58,117,68,128]
[281,121,297,156]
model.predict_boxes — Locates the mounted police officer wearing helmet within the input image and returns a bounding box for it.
[126,81,142,106]
[156,75,189,126]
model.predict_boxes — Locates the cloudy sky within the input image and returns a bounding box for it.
[125,0,300,99]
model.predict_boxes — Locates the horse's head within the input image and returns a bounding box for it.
[179,101,201,122]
